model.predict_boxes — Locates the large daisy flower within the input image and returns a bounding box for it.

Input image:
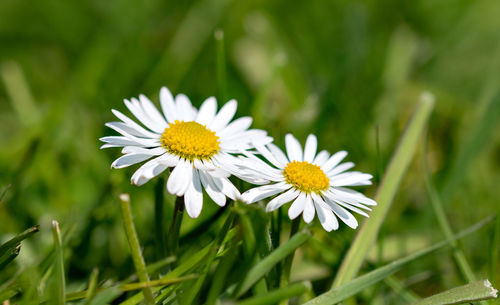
[100,87,272,218]
[237,134,376,231]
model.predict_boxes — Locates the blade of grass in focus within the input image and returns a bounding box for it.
[305,216,493,305]
[0,225,39,257]
[413,280,498,305]
[332,92,435,287]
[236,230,311,297]
[119,194,155,305]
[51,221,66,305]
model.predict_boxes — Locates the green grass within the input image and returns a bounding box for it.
[1,0,500,304]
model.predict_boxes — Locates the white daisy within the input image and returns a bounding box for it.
[100,86,272,218]
[237,134,376,232]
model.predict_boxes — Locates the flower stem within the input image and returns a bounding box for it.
[167,196,184,257]
[279,218,301,305]
[119,194,155,305]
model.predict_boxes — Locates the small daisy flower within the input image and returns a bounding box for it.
[100,86,272,218]
[237,134,376,231]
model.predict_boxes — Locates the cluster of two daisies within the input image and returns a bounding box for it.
[100,87,376,232]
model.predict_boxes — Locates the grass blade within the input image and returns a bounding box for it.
[83,268,99,304]
[332,92,435,287]
[52,220,66,305]
[0,244,20,270]
[413,280,498,305]
[0,225,39,257]
[306,216,493,305]
[119,194,155,305]
[236,282,310,305]
[236,230,311,297]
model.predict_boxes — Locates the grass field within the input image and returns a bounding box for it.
[1,0,500,304]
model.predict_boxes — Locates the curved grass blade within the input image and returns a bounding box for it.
[333,93,434,288]
[52,220,65,305]
[236,230,311,298]
[413,280,498,305]
[305,216,493,305]
[0,244,20,270]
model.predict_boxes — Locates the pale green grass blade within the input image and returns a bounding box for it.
[85,287,121,305]
[236,230,311,297]
[333,92,435,288]
[118,194,155,305]
[236,282,310,305]
[306,216,493,305]
[83,268,99,304]
[413,280,498,305]
[52,220,66,305]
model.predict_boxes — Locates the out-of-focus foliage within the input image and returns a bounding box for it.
[1,0,500,304]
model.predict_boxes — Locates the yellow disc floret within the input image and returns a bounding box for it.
[283,161,330,193]
[161,120,220,160]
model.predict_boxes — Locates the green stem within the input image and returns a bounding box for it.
[167,196,185,257]
[279,218,301,305]
[154,177,166,262]
[119,194,155,305]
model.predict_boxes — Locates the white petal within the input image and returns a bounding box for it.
[210,99,237,132]
[328,162,355,176]
[139,94,168,128]
[303,134,317,163]
[112,109,158,137]
[130,155,174,186]
[265,188,299,212]
[167,160,192,196]
[324,190,372,211]
[175,94,195,121]
[111,153,154,169]
[268,143,289,165]
[196,97,217,126]
[302,194,315,223]
[333,187,377,206]
[288,192,306,219]
[328,200,358,229]
[218,116,252,138]
[313,150,330,166]
[254,143,284,169]
[125,98,165,133]
[159,87,177,123]
[100,136,146,147]
[285,134,303,162]
[312,197,339,232]
[322,151,347,173]
[218,177,240,201]
[184,169,203,218]
[240,182,291,204]
[199,171,226,206]
[331,172,373,187]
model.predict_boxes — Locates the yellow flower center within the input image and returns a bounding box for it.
[160,120,220,160]
[283,161,330,193]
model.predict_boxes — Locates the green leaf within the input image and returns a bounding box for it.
[305,216,493,305]
[236,282,310,305]
[0,225,39,257]
[51,220,66,305]
[333,93,435,288]
[0,244,20,270]
[236,230,311,297]
[413,280,498,305]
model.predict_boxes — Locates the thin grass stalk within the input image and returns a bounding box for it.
[118,194,155,305]
[83,268,99,304]
[423,136,477,284]
[413,280,498,305]
[52,220,65,305]
[332,92,434,288]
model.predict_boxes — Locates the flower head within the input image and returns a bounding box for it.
[100,86,272,218]
[237,134,376,231]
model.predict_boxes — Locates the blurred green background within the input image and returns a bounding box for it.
[1,0,500,303]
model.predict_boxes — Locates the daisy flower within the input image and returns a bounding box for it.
[237,134,376,231]
[100,86,272,218]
